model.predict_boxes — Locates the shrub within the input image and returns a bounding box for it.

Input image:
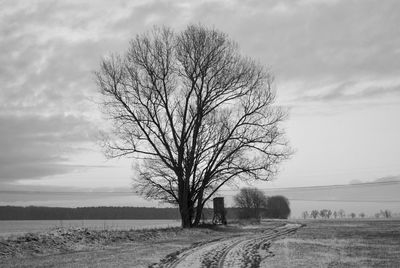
[265,195,291,219]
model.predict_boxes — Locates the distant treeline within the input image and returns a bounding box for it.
[0,206,243,221]
[301,209,394,219]
[0,206,182,220]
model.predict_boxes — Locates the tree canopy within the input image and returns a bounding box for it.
[96,25,291,227]
[234,187,268,219]
[265,195,291,219]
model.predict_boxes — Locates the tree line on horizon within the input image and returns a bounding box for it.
[301,209,393,219]
[0,206,182,221]
[0,189,291,222]
[0,190,292,221]
[0,205,283,221]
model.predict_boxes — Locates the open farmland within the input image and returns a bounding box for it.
[1,219,399,267]
[266,219,400,267]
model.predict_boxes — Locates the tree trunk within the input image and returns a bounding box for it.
[179,183,192,228]
[193,204,203,227]
[193,191,204,226]
[179,203,192,228]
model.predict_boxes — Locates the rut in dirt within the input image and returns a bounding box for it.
[152,223,304,268]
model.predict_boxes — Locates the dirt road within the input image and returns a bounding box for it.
[154,222,303,268]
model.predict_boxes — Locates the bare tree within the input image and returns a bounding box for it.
[234,188,268,220]
[319,209,328,219]
[338,209,346,218]
[381,210,392,218]
[326,209,332,219]
[96,25,290,227]
[310,210,319,219]
[302,211,309,219]
[333,211,338,219]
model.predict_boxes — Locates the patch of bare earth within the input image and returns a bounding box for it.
[152,222,303,268]
[0,227,218,268]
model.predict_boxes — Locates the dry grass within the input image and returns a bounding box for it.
[264,219,400,267]
[1,219,399,267]
[0,226,229,268]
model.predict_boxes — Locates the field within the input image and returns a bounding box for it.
[0,219,180,237]
[1,219,399,267]
[266,219,400,267]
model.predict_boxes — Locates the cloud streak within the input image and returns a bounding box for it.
[298,80,400,103]
[0,114,96,182]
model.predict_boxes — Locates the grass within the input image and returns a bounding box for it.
[0,226,227,268]
[264,219,400,267]
[1,219,399,267]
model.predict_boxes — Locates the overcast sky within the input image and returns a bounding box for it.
[1,0,400,206]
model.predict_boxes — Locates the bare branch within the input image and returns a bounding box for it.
[96,24,291,227]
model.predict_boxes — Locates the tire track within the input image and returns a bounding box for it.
[154,223,303,268]
[219,224,301,267]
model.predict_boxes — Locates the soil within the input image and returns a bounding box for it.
[4,220,397,267]
[151,222,303,268]
[0,220,303,267]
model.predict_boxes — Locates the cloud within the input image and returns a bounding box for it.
[349,175,400,185]
[118,0,400,109]
[298,80,400,103]
[0,0,399,192]
[373,175,400,183]
[2,0,399,110]
[0,113,97,182]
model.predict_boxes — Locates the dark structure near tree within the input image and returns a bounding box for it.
[212,197,227,225]
[96,24,291,228]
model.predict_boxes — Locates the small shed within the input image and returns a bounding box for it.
[212,197,227,225]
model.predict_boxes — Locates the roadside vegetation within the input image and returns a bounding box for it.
[234,188,291,221]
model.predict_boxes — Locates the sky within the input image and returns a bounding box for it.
[1,0,400,209]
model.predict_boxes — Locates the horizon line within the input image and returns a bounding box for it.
[1,179,399,194]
